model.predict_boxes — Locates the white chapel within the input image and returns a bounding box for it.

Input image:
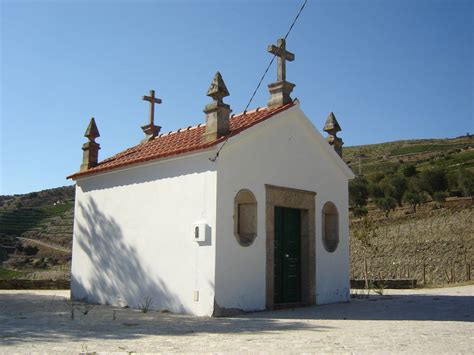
[68,38,355,316]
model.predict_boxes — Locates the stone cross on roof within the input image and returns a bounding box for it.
[267,38,296,109]
[141,89,162,142]
[143,89,162,127]
[267,38,295,82]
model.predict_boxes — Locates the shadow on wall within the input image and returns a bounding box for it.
[72,198,187,314]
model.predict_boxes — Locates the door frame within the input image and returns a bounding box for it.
[265,184,316,310]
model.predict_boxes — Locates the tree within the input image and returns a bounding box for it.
[387,175,408,207]
[458,169,474,201]
[352,217,378,289]
[403,176,425,213]
[375,196,397,217]
[447,170,461,196]
[349,176,369,208]
[403,190,427,213]
[367,171,385,184]
[402,164,417,177]
[419,168,448,197]
[368,182,385,200]
[433,191,448,208]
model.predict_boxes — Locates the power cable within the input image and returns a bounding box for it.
[210,0,308,162]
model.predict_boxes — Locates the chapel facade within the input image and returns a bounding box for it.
[68,38,354,316]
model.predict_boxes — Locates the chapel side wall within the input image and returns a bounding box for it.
[215,106,350,311]
[71,152,217,316]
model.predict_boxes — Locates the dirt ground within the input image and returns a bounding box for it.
[0,286,473,353]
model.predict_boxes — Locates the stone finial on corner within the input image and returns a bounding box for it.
[80,117,100,172]
[203,72,231,142]
[323,112,344,157]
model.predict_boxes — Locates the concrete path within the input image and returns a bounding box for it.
[0,286,473,353]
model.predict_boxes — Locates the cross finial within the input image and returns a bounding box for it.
[143,89,162,127]
[141,89,162,142]
[267,38,295,82]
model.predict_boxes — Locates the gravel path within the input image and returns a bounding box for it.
[0,286,473,353]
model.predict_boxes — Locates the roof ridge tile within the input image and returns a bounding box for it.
[68,103,294,180]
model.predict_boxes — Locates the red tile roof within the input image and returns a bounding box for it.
[68,102,295,179]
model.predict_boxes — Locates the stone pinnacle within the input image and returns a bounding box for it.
[207,72,229,102]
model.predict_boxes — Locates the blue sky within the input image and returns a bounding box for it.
[1,0,472,195]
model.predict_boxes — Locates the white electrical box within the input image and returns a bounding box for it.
[192,222,207,243]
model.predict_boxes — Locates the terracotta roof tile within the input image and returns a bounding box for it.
[68,102,294,179]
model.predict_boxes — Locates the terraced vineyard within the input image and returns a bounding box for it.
[0,186,75,278]
[345,135,474,286]
[0,203,73,236]
[344,135,474,175]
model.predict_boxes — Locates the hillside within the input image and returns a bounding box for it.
[0,135,473,285]
[344,134,474,175]
[0,186,74,279]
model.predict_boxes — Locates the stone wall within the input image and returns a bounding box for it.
[350,279,417,289]
[0,279,70,290]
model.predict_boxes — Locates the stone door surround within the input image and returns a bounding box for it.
[265,184,316,309]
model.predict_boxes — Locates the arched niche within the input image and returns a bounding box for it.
[322,201,339,253]
[234,189,257,247]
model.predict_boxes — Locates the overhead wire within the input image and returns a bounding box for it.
[210,0,308,162]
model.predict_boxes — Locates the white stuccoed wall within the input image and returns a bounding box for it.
[215,104,353,311]
[71,151,217,316]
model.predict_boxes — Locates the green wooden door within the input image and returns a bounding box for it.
[274,207,301,303]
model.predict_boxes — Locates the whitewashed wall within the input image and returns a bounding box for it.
[71,152,217,316]
[215,104,353,311]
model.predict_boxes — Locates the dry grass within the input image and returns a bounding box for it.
[350,203,474,285]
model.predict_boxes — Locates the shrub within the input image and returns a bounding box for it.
[402,164,417,177]
[352,207,368,217]
[0,249,8,263]
[457,169,474,200]
[433,191,448,206]
[367,171,385,184]
[419,168,448,197]
[23,245,39,256]
[138,296,154,313]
